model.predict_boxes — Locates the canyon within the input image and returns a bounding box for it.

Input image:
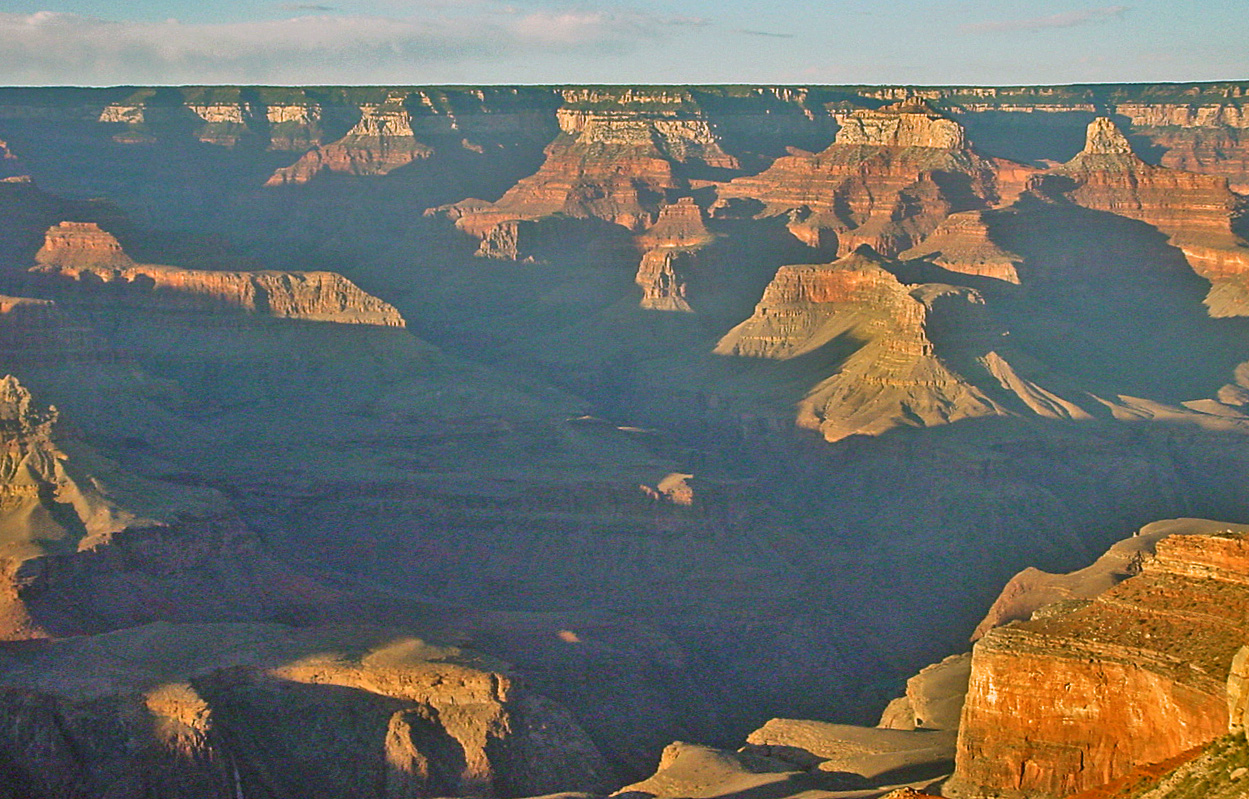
[0,81,1248,798]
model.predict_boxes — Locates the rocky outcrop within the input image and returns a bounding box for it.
[0,138,21,179]
[1048,117,1249,314]
[877,653,971,731]
[33,222,405,327]
[741,718,955,782]
[634,198,715,311]
[267,97,433,184]
[0,375,308,639]
[714,101,1027,258]
[34,221,133,270]
[947,521,1249,799]
[969,518,1225,640]
[715,248,1015,440]
[1113,103,1249,193]
[834,99,966,149]
[899,210,1022,284]
[0,623,611,799]
[264,102,325,150]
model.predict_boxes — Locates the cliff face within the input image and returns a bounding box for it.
[715,248,1007,440]
[0,624,611,799]
[713,246,1105,441]
[948,521,1249,799]
[898,210,1022,284]
[33,222,405,327]
[0,375,309,640]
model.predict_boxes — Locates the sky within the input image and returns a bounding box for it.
[0,0,1245,87]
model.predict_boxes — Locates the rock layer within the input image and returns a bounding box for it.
[267,97,433,184]
[441,89,739,245]
[634,198,714,311]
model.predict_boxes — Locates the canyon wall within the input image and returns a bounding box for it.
[948,522,1249,799]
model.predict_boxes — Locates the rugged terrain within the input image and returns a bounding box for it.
[1,82,1249,797]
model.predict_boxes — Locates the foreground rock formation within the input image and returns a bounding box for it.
[948,520,1249,799]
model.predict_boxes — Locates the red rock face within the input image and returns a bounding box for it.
[948,526,1249,799]
[899,210,1022,283]
[1113,103,1249,193]
[714,102,1027,258]
[33,222,405,327]
[715,248,1017,441]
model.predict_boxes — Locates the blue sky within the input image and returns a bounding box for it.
[0,0,1245,86]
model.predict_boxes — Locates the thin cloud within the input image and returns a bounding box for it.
[962,5,1128,34]
[734,28,794,39]
[0,7,697,85]
[277,3,340,11]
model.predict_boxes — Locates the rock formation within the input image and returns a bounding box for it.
[0,375,310,639]
[948,520,1249,799]
[970,518,1223,639]
[715,247,1018,440]
[615,717,954,799]
[267,96,433,185]
[741,718,955,782]
[1114,101,1249,193]
[634,198,715,311]
[713,101,1028,259]
[898,210,1022,284]
[1048,117,1249,315]
[33,222,405,327]
[0,623,611,798]
[877,653,971,731]
[10,82,1249,799]
[439,89,739,250]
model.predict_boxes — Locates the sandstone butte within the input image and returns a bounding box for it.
[31,222,406,327]
[437,88,738,254]
[947,523,1249,799]
[713,99,1036,260]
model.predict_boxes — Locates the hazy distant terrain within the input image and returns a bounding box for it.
[0,82,1247,798]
